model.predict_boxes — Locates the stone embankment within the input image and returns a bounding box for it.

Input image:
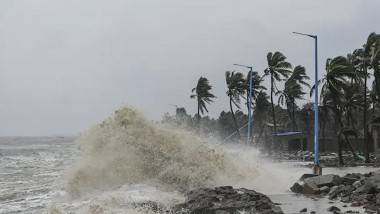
[291,171,380,213]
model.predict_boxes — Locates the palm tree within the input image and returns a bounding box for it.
[353,32,380,162]
[245,71,266,136]
[254,90,270,144]
[365,33,380,102]
[190,77,216,128]
[225,71,246,138]
[264,52,292,134]
[277,65,310,131]
[313,56,355,165]
[246,71,267,103]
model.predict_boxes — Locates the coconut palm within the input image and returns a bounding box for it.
[264,52,293,134]
[225,71,246,138]
[366,33,380,109]
[313,56,355,165]
[246,71,267,103]
[245,71,266,134]
[254,90,270,144]
[190,77,216,126]
[277,65,310,131]
[352,32,380,162]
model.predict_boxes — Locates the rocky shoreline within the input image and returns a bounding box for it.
[291,170,380,213]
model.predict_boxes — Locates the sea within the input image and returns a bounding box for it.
[0,107,377,213]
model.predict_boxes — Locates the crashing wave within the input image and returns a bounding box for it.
[65,107,237,197]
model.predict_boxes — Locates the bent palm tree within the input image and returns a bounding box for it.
[352,32,380,162]
[277,65,310,131]
[254,91,270,144]
[312,56,355,165]
[225,71,246,139]
[264,51,292,134]
[245,71,266,133]
[190,77,216,127]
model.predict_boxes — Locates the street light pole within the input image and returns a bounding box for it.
[293,32,322,175]
[234,64,254,145]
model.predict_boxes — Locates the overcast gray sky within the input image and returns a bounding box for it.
[0,0,379,136]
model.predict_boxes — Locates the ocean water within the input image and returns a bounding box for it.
[0,136,77,213]
[0,107,377,214]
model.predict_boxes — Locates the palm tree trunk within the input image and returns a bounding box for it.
[257,125,265,144]
[344,135,359,159]
[230,97,241,139]
[292,101,297,131]
[334,108,344,165]
[270,76,277,134]
[197,100,201,133]
[338,134,344,165]
[363,65,370,163]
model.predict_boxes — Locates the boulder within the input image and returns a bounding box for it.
[354,181,376,194]
[327,206,340,212]
[299,173,317,181]
[352,180,362,189]
[320,186,330,194]
[173,186,283,214]
[290,182,303,193]
[342,174,360,185]
[329,185,345,200]
[303,182,319,195]
[304,174,342,188]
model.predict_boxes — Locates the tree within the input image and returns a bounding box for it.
[246,71,267,105]
[245,71,266,139]
[352,32,380,163]
[225,71,246,138]
[264,52,292,134]
[313,56,356,165]
[254,91,270,144]
[190,77,216,129]
[277,65,310,131]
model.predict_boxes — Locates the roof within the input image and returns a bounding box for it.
[272,131,303,136]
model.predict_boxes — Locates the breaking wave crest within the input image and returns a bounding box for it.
[65,106,254,198]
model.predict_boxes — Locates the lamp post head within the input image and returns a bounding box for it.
[233,64,253,70]
[293,31,317,39]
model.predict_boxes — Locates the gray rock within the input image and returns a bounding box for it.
[299,174,318,181]
[327,206,340,212]
[290,182,303,193]
[376,193,380,204]
[304,174,342,188]
[329,185,345,200]
[352,180,362,189]
[173,186,283,214]
[329,186,339,195]
[353,181,376,194]
[299,208,307,212]
[320,186,330,194]
[303,182,319,195]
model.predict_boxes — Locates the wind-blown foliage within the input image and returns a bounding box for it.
[313,56,356,164]
[190,77,216,122]
[225,71,246,138]
[277,65,310,130]
[246,71,267,102]
[264,51,292,134]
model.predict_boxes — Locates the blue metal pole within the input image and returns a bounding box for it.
[313,36,319,166]
[247,69,253,144]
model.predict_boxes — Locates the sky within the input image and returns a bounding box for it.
[0,0,379,136]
